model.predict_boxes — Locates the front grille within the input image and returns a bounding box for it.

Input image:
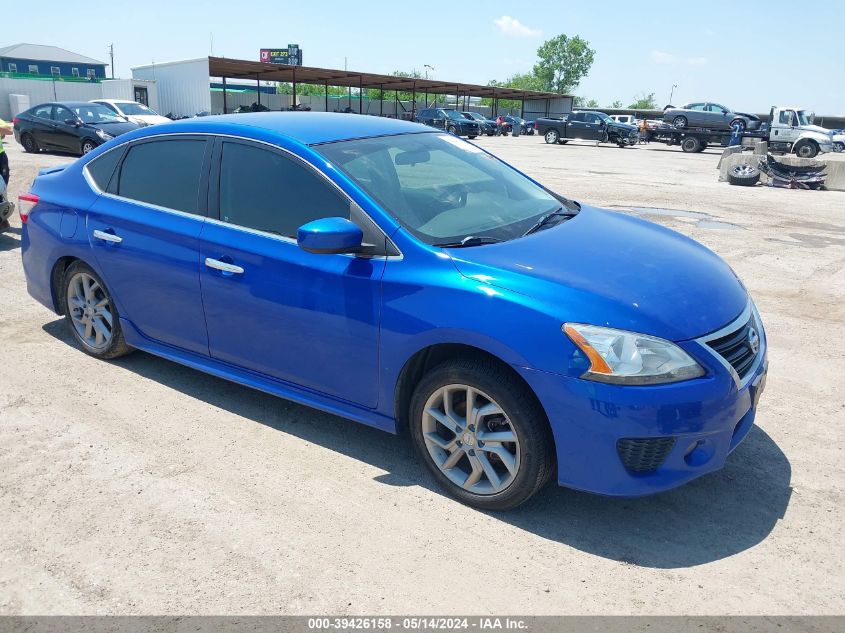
[617,437,676,473]
[706,316,759,380]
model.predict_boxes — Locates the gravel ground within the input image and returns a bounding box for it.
[0,135,843,615]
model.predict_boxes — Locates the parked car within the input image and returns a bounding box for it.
[500,115,532,135]
[460,111,496,136]
[13,101,139,155]
[830,128,844,152]
[663,102,762,131]
[91,99,171,127]
[536,111,640,147]
[0,175,12,232]
[18,112,767,510]
[415,108,479,138]
[610,114,638,126]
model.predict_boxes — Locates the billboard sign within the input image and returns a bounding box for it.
[260,45,303,66]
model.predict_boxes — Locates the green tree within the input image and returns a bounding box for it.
[533,34,596,94]
[627,92,658,109]
[608,100,623,108]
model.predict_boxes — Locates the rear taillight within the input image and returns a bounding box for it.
[534,122,539,130]
[18,193,39,224]
[12,117,20,125]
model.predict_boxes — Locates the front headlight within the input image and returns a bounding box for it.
[563,323,705,385]
[95,129,113,140]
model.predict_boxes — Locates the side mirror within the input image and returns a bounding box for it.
[65,118,81,126]
[297,217,363,255]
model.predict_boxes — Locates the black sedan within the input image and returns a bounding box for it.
[13,101,139,155]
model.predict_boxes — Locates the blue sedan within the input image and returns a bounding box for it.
[19,113,767,510]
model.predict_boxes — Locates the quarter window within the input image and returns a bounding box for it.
[32,105,53,119]
[86,148,123,191]
[117,140,208,214]
[218,141,349,238]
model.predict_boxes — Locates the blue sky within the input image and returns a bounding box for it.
[24,0,845,113]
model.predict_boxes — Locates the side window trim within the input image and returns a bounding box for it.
[208,135,399,257]
[109,135,214,217]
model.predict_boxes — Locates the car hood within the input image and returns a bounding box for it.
[447,206,748,341]
[83,121,139,136]
[609,121,638,132]
[127,114,171,126]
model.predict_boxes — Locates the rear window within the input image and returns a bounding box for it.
[117,139,207,214]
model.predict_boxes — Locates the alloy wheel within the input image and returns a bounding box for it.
[421,384,521,495]
[82,141,97,154]
[67,272,113,350]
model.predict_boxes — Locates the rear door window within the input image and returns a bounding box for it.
[117,139,208,214]
[32,105,53,120]
[86,148,124,191]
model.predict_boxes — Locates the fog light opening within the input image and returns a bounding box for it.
[684,439,714,467]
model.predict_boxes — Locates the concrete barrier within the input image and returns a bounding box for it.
[718,152,845,191]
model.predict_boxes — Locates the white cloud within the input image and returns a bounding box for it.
[494,16,542,37]
[651,50,707,66]
[650,50,678,64]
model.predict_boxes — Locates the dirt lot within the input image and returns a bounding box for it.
[1,135,843,615]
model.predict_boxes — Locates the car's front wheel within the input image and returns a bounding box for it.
[81,139,98,155]
[63,261,132,359]
[409,358,554,510]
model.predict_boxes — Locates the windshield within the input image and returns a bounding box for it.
[445,110,465,121]
[596,112,614,123]
[118,102,157,116]
[318,132,569,245]
[71,104,124,124]
[796,110,813,126]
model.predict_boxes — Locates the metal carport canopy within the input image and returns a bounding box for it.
[207,56,566,101]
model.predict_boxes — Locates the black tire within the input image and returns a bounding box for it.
[80,139,98,155]
[544,129,560,144]
[62,261,133,360]
[468,135,477,140]
[447,125,458,135]
[409,358,555,510]
[794,140,818,159]
[681,136,702,153]
[558,139,568,144]
[727,164,761,186]
[729,118,747,132]
[672,115,688,128]
[21,133,38,153]
[834,141,844,153]
[486,130,495,137]
[696,142,708,153]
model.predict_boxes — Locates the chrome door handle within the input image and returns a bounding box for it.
[93,229,122,244]
[205,257,244,274]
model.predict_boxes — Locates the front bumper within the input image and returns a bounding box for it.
[518,309,768,497]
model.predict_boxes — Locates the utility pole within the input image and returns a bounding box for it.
[109,44,114,79]
[669,83,677,105]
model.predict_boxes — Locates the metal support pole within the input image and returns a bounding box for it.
[380,85,384,116]
[325,82,329,112]
[424,90,428,108]
[292,67,297,110]
[256,74,261,106]
[545,98,549,117]
[412,81,416,119]
[395,89,399,118]
[520,98,524,119]
[359,77,363,114]
[222,76,227,114]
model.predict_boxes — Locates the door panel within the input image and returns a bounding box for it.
[28,105,56,147]
[86,137,211,354]
[199,224,385,407]
[51,106,82,152]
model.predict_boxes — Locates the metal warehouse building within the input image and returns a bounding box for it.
[131,56,573,120]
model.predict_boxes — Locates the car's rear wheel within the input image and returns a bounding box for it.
[447,125,458,135]
[409,358,554,510]
[468,135,477,139]
[81,139,98,155]
[544,129,559,144]
[672,115,688,128]
[21,133,38,153]
[63,261,132,359]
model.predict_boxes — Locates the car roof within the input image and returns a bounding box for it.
[133,112,431,145]
[92,99,135,104]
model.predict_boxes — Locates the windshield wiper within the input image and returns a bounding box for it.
[434,235,505,248]
[522,208,578,237]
